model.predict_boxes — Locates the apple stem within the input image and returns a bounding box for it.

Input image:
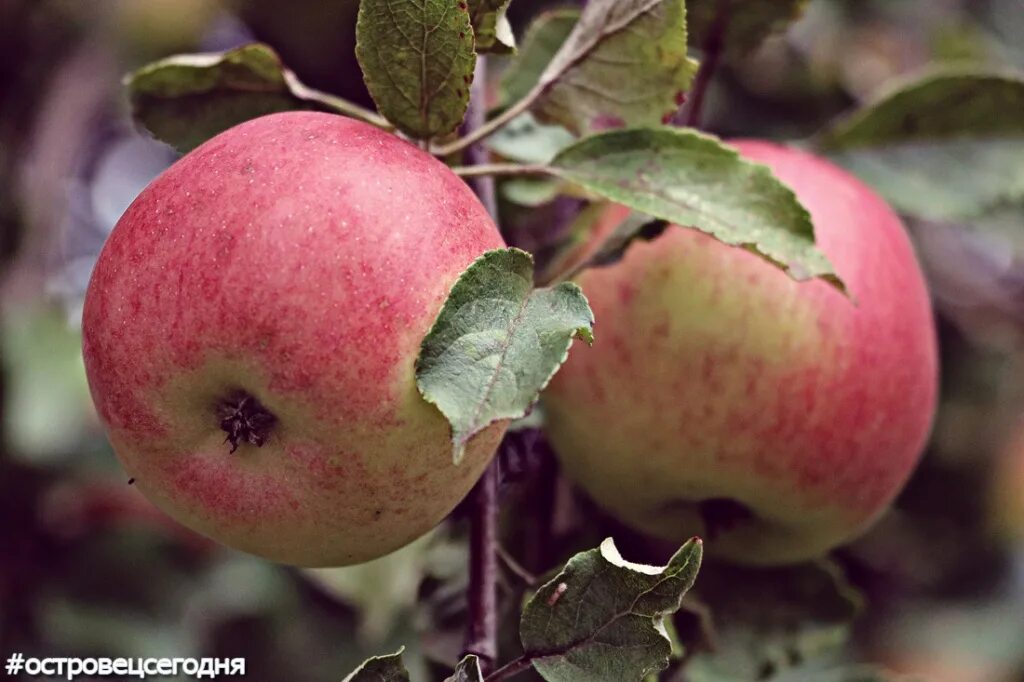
[451,163,547,178]
[681,1,729,128]
[461,54,501,675]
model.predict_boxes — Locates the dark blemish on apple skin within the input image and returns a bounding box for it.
[217,390,278,453]
[128,478,135,485]
[374,509,383,520]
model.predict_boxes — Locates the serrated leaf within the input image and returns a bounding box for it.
[819,69,1024,220]
[356,0,476,139]
[342,649,409,682]
[469,0,515,53]
[500,10,578,106]
[682,561,863,682]
[529,0,697,134]
[126,43,372,152]
[519,537,703,682]
[688,0,808,56]
[416,248,594,463]
[444,655,484,682]
[547,127,844,288]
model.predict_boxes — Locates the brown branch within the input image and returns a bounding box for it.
[460,54,500,676]
[682,2,730,128]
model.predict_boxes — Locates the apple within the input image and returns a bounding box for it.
[82,111,506,567]
[542,140,938,565]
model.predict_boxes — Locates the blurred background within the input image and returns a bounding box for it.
[1,1,1023,681]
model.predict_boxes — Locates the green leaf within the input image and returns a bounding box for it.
[2,305,93,462]
[342,649,410,682]
[828,140,1024,221]
[820,69,1024,146]
[356,0,476,139]
[302,531,439,644]
[530,0,698,134]
[487,112,575,164]
[819,69,1024,220]
[469,0,515,54]
[499,10,578,106]
[688,0,809,56]
[519,537,703,682]
[682,561,863,682]
[125,43,378,153]
[500,177,563,207]
[416,248,594,464]
[444,655,484,682]
[547,127,844,288]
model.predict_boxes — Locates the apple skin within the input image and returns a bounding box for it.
[82,112,506,567]
[542,140,938,565]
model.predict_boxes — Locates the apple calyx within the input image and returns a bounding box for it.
[217,390,277,453]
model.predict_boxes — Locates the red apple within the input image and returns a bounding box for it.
[82,112,506,567]
[542,140,938,564]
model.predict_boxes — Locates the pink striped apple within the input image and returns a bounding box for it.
[82,112,506,567]
[542,141,938,564]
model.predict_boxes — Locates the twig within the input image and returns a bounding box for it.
[496,544,538,587]
[452,163,548,178]
[283,72,393,130]
[433,82,543,157]
[485,655,533,682]
[461,55,500,676]
[464,463,500,672]
[682,2,730,128]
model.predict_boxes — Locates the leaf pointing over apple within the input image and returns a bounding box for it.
[126,43,386,152]
[547,127,845,290]
[818,68,1024,220]
[416,248,594,464]
[356,0,476,139]
[518,537,703,682]
[341,648,409,682]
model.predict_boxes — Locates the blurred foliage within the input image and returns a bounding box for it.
[1,1,1023,681]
